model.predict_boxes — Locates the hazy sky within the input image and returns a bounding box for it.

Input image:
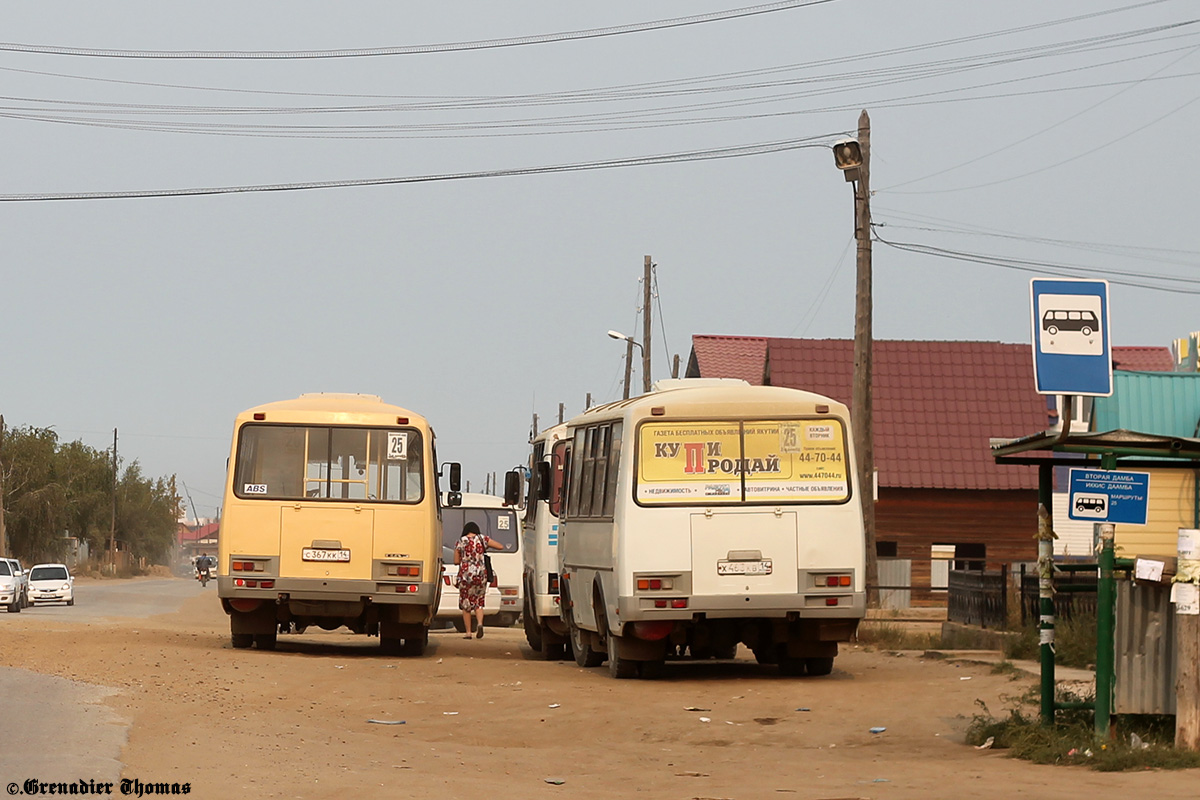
[2,1,1197,519]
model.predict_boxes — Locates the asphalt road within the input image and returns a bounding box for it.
[0,578,203,789]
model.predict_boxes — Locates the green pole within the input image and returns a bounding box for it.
[1037,464,1056,726]
[1095,521,1115,739]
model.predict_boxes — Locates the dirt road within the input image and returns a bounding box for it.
[0,578,1194,799]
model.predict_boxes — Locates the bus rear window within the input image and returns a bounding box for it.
[636,419,850,505]
[234,424,423,503]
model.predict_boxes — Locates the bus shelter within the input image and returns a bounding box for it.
[991,426,1200,745]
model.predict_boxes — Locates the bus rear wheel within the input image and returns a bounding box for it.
[400,632,428,657]
[569,619,604,668]
[607,635,638,679]
[231,633,253,649]
[805,657,834,676]
[254,633,277,651]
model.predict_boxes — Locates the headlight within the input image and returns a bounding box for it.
[61,583,71,590]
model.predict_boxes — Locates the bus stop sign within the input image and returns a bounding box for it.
[1030,278,1112,396]
[1068,468,1149,524]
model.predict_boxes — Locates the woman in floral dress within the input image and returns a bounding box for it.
[454,521,501,639]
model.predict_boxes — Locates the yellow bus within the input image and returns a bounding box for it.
[217,393,460,654]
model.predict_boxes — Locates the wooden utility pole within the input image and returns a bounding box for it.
[851,110,878,603]
[109,427,118,573]
[642,255,653,393]
[622,340,634,400]
[672,354,680,379]
[585,392,592,410]
[532,412,539,439]
[558,403,564,425]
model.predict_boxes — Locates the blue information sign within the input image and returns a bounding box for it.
[1030,278,1112,396]
[1067,468,1149,525]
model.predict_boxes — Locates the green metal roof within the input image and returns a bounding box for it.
[1092,370,1200,437]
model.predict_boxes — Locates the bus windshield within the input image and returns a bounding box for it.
[234,424,424,502]
[636,419,850,505]
[441,507,519,553]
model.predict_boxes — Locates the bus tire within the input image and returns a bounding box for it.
[569,619,604,668]
[778,655,806,676]
[380,636,403,656]
[637,659,666,680]
[805,657,834,676]
[231,633,253,649]
[523,597,543,651]
[607,635,638,679]
[254,633,277,651]
[400,634,427,657]
[545,641,567,661]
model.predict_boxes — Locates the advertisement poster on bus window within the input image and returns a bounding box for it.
[637,420,850,504]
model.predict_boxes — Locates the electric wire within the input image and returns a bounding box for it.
[787,235,853,336]
[873,231,1200,294]
[0,1,838,59]
[0,136,840,202]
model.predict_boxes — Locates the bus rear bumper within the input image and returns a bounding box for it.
[616,591,866,622]
[217,576,436,606]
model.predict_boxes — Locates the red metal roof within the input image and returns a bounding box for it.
[178,522,219,543]
[1112,346,1173,372]
[689,336,1049,491]
[687,335,768,385]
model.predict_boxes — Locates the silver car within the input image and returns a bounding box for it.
[1,558,28,613]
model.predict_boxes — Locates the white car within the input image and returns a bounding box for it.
[27,563,74,606]
[0,558,27,613]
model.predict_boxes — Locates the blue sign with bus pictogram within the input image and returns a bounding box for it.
[1067,468,1149,524]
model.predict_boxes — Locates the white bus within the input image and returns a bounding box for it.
[520,423,570,659]
[554,379,866,679]
[436,492,522,629]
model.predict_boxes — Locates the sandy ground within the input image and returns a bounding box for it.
[1,579,1196,800]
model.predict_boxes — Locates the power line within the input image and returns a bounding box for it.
[0,135,839,202]
[873,231,1200,294]
[0,1,838,60]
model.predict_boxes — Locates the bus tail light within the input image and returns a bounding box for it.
[548,573,559,594]
[388,564,421,578]
[443,575,452,586]
[260,580,275,589]
[232,560,266,572]
[671,599,688,609]
[501,587,519,596]
[395,584,419,593]
[636,577,674,591]
[822,574,852,587]
[826,597,839,606]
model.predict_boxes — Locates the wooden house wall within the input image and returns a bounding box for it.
[876,487,1038,607]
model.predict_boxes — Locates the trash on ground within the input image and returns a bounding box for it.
[548,703,561,708]
[869,727,886,734]
[698,717,712,723]
[975,736,994,750]
[684,706,712,712]
[795,707,810,712]
[674,772,708,778]
[544,779,565,785]
[443,712,459,716]
[959,676,971,680]
[368,719,406,725]
[1130,733,1149,750]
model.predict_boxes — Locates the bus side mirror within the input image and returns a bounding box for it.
[446,491,462,508]
[503,470,522,506]
[535,462,551,502]
[447,462,462,492]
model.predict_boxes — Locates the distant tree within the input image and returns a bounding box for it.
[0,425,181,565]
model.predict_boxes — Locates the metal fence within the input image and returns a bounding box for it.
[947,568,1009,629]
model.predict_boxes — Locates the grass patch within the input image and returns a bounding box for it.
[854,620,940,651]
[1004,612,1098,670]
[967,696,1200,771]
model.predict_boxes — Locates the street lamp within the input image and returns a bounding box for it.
[607,330,643,400]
